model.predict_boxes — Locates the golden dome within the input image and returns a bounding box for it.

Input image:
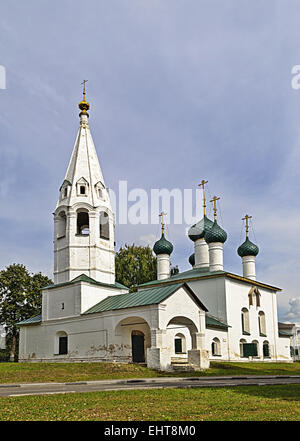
[78,80,90,116]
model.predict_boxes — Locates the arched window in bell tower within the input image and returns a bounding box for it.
[57,211,67,238]
[100,211,109,240]
[77,210,90,235]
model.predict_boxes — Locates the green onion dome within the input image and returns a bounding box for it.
[237,237,259,257]
[188,215,214,242]
[153,233,174,256]
[205,220,227,244]
[189,253,195,266]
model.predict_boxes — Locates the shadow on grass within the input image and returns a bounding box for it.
[162,361,300,378]
[228,383,300,403]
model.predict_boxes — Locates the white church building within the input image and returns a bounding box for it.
[18,90,292,371]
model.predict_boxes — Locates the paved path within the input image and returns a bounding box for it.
[0,375,300,397]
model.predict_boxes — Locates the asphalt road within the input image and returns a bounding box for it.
[1,375,300,397]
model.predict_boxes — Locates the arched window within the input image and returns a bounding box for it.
[263,341,270,358]
[100,211,109,240]
[241,308,250,335]
[57,211,67,238]
[56,331,68,355]
[77,210,89,235]
[240,339,247,358]
[248,286,261,307]
[251,340,259,357]
[258,311,266,336]
[174,333,186,354]
[211,337,221,356]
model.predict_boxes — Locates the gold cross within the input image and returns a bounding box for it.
[81,79,88,98]
[210,196,220,220]
[159,211,167,235]
[198,180,208,215]
[242,214,252,237]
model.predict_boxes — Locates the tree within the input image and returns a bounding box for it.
[115,244,157,291]
[0,264,52,361]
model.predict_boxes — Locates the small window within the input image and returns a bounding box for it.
[61,303,64,310]
[174,333,186,354]
[241,308,250,335]
[263,341,270,358]
[211,338,221,356]
[258,311,266,336]
[240,339,247,357]
[64,187,68,198]
[95,182,105,200]
[59,336,68,355]
[175,338,182,354]
[76,178,89,197]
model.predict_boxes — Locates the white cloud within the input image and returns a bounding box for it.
[138,234,157,246]
[282,298,300,323]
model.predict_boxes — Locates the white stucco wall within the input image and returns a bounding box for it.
[42,281,128,321]
[19,286,206,364]
[224,278,291,361]
[205,327,229,360]
[19,308,153,362]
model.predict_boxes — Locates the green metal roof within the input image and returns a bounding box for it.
[279,330,293,337]
[138,267,281,292]
[17,314,42,326]
[43,274,129,291]
[18,309,228,332]
[205,314,229,329]
[139,267,224,287]
[83,283,182,314]
[83,283,207,315]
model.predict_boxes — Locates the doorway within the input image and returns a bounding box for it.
[131,331,145,363]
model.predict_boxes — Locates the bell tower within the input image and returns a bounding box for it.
[53,83,115,285]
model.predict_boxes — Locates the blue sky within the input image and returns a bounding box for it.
[1,0,300,321]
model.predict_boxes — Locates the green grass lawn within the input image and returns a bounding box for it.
[0,361,299,384]
[0,385,299,421]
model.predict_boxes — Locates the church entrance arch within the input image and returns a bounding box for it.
[131,330,145,363]
[167,316,199,349]
[114,316,151,364]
